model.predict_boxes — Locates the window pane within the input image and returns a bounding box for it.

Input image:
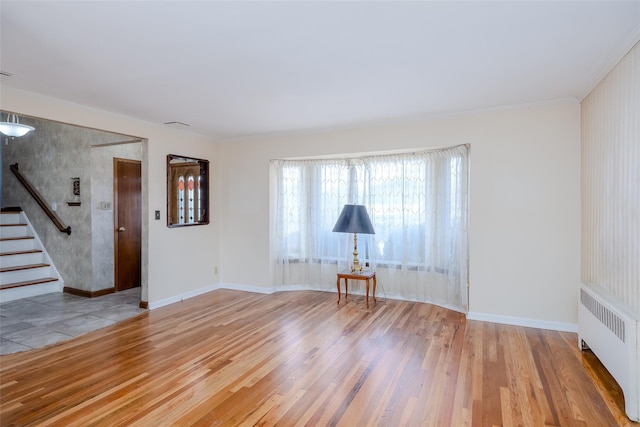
[178,175,185,224]
[187,175,195,223]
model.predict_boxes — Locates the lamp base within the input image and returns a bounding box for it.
[351,233,363,273]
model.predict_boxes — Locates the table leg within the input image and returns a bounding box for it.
[366,278,370,308]
[373,275,377,303]
[345,279,348,300]
[336,276,340,304]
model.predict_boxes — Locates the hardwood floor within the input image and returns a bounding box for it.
[0,289,635,426]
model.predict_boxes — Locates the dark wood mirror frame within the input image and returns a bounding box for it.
[167,154,210,227]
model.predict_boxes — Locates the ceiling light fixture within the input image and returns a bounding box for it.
[0,113,35,137]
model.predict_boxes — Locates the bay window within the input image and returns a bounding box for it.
[271,144,469,311]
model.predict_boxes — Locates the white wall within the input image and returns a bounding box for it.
[1,88,221,305]
[220,101,581,327]
[1,87,581,327]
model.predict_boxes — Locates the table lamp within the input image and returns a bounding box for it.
[332,204,375,272]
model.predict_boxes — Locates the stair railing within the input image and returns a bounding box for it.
[9,163,72,235]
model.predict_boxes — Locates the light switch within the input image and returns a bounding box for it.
[155,210,161,220]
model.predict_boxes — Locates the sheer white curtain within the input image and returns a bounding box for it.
[271,145,469,311]
[271,159,353,287]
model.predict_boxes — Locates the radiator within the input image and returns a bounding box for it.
[579,284,639,422]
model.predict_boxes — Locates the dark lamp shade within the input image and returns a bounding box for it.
[332,204,375,234]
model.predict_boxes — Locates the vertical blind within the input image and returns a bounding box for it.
[271,144,469,311]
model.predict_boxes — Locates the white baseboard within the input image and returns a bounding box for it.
[147,282,578,334]
[148,283,222,310]
[147,282,340,309]
[218,282,334,294]
[219,282,276,294]
[467,311,578,333]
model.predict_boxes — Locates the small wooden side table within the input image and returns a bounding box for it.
[336,270,377,308]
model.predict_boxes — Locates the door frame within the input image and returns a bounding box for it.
[113,157,142,292]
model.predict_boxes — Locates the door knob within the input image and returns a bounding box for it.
[118,226,126,232]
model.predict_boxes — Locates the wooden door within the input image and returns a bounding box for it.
[114,158,141,291]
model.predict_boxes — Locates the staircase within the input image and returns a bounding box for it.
[0,210,63,302]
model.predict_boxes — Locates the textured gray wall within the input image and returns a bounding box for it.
[2,115,138,292]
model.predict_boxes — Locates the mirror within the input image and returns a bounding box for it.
[167,154,209,227]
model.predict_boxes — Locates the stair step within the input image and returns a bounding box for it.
[0,263,52,285]
[0,237,36,252]
[0,250,44,269]
[0,277,58,291]
[0,249,42,256]
[0,224,29,239]
[0,263,50,273]
[0,212,23,225]
[0,210,63,302]
[0,236,34,241]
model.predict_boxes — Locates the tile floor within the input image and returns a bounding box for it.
[0,288,147,355]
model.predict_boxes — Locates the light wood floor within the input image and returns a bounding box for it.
[0,289,635,426]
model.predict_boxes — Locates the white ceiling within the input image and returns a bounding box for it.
[1,1,639,140]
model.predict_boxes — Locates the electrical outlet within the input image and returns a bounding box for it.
[155,210,161,220]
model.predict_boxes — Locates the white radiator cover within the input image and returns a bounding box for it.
[579,284,639,422]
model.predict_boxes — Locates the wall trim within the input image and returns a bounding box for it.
[467,311,578,333]
[147,282,330,309]
[147,283,222,310]
[64,286,115,298]
[220,282,339,294]
[219,282,374,296]
[148,282,575,333]
[220,282,276,294]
